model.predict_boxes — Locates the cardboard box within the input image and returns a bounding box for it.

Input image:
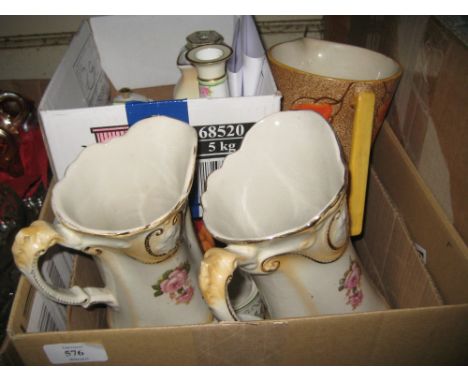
[37,15,280,217]
[4,124,468,365]
[324,15,468,246]
[372,123,468,306]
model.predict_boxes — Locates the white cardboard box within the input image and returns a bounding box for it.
[38,16,280,217]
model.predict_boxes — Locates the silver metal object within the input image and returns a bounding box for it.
[185,30,224,49]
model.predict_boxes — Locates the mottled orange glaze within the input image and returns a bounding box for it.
[268,54,401,160]
[290,102,334,121]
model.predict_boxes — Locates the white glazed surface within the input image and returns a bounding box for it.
[173,64,199,99]
[174,49,199,99]
[250,243,388,318]
[269,37,400,81]
[200,110,388,320]
[202,110,346,242]
[53,116,197,234]
[13,116,213,328]
[186,44,232,80]
[97,209,213,328]
[198,78,230,99]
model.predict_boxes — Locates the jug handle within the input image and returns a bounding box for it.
[12,220,118,308]
[348,91,375,236]
[199,247,244,321]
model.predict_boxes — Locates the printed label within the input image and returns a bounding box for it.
[195,122,254,158]
[43,343,108,364]
[190,122,254,218]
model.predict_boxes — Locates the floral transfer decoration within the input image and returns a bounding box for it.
[338,261,363,309]
[199,86,212,97]
[152,261,194,304]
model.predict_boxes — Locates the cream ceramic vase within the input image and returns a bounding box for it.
[186,44,233,98]
[199,111,388,321]
[173,30,225,100]
[173,51,200,100]
[12,116,213,328]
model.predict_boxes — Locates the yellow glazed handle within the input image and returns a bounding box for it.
[348,91,376,236]
[199,247,243,321]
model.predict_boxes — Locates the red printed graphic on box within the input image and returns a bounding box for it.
[90,125,129,143]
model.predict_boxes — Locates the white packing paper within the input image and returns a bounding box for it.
[227,17,243,97]
[242,16,267,97]
[227,16,267,97]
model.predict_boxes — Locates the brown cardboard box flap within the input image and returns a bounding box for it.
[355,169,442,308]
[324,16,468,244]
[7,300,468,365]
[372,123,468,304]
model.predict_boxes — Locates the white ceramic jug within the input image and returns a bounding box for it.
[199,111,388,321]
[12,116,213,328]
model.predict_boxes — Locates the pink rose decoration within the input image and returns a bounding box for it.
[176,286,194,304]
[200,86,211,97]
[344,263,361,290]
[152,262,194,305]
[347,289,364,309]
[160,269,188,294]
[339,261,364,310]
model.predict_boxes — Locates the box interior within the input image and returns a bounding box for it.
[109,84,175,102]
[371,123,468,305]
[8,126,444,335]
[90,16,236,91]
[39,16,277,112]
[3,15,467,364]
[36,16,281,183]
[5,124,468,365]
[63,165,443,331]
[324,15,468,247]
